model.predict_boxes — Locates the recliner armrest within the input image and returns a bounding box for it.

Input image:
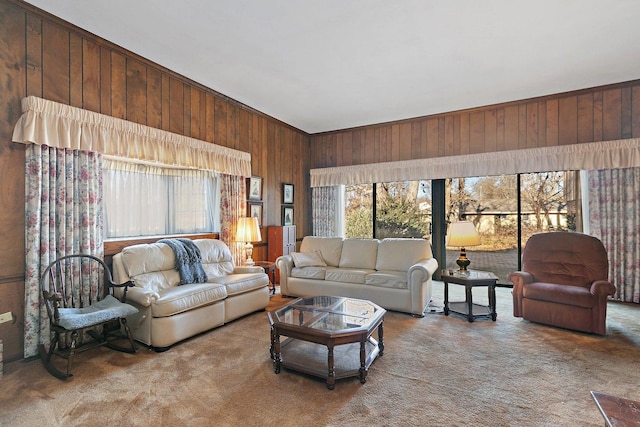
[590,279,616,297]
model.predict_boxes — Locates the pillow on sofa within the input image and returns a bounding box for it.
[291,251,327,268]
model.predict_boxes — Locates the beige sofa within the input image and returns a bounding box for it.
[112,239,270,350]
[276,237,438,317]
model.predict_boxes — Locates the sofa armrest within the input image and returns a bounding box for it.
[275,255,294,295]
[233,266,265,274]
[409,258,439,276]
[124,286,160,307]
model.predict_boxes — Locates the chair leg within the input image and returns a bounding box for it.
[39,332,73,380]
[66,330,79,378]
[104,318,137,354]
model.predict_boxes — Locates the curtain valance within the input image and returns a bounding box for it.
[310,138,640,187]
[12,96,251,177]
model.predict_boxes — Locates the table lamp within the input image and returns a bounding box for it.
[236,217,261,265]
[447,220,481,271]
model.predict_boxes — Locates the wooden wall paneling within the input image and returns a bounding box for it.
[632,86,640,137]
[69,33,83,108]
[365,127,376,164]
[146,67,162,129]
[190,86,201,140]
[398,123,411,160]
[545,99,559,147]
[380,126,391,163]
[593,91,603,142]
[469,111,484,154]
[452,115,461,155]
[503,105,519,151]
[161,74,170,130]
[558,96,578,145]
[391,124,400,161]
[517,104,527,149]
[437,118,445,157]
[42,20,69,104]
[426,118,439,158]
[169,77,184,134]
[603,88,622,141]
[227,103,239,150]
[204,92,215,142]
[484,110,497,153]
[621,86,632,139]
[526,102,538,149]
[350,129,361,164]
[126,58,147,125]
[0,0,27,362]
[214,97,227,146]
[82,39,100,112]
[110,51,126,119]
[183,82,191,137]
[495,108,505,151]
[342,131,353,166]
[577,93,594,143]
[410,121,421,160]
[26,13,42,97]
[537,101,546,147]
[459,113,470,154]
[238,108,250,154]
[0,281,25,363]
[99,47,111,115]
[418,121,428,158]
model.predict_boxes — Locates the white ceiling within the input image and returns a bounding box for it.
[25,0,640,134]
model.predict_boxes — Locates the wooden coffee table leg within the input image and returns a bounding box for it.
[359,339,367,384]
[327,346,335,390]
[273,331,281,374]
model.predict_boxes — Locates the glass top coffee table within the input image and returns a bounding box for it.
[268,296,385,390]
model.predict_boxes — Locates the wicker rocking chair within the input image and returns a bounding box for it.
[38,254,138,380]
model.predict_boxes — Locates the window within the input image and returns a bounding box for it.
[103,159,220,238]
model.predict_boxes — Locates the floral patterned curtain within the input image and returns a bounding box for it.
[312,186,340,237]
[588,167,640,303]
[24,144,103,358]
[220,174,246,265]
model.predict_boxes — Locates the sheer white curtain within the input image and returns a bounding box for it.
[312,186,344,237]
[103,159,220,238]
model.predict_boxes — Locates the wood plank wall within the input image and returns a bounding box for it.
[310,80,640,168]
[0,0,310,362]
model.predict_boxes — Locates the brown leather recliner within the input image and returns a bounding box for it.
[509,232,616,335]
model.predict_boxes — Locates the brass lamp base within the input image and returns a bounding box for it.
[456,247,471,271]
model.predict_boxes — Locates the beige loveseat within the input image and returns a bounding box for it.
[276,237,438,317]
[112,239,270,350]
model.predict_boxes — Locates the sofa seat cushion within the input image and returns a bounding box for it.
[152,282,227,317]
[291,266,327,280]
[325,267,374,284]
[365,271,408,289]
[523,281,594,308]
[211,273,268,296]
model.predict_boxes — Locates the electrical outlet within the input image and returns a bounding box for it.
[0,312,12,324]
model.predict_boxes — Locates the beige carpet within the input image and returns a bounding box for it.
[2,284,640,427]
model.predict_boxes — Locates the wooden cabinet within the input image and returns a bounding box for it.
[268,225,296,262]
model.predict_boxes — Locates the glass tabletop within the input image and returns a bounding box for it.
[270,296,384,332]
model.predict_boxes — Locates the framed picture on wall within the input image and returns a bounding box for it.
[282,206,294,226]
[283,183,294,204]
[247,176,262,201]
[248,202,263,227]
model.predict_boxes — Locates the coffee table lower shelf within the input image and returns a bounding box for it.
[275,336,380,388]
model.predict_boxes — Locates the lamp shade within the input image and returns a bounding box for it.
[236,217,262,242]
[447,221,481,247]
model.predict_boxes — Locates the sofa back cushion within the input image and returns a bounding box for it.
[193,239,235,277]
[339,239,379,269]
[120,242,180,291]
[300,237,344,267]
[375,238,433,272]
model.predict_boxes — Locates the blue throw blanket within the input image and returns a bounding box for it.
[158,238,208,285]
